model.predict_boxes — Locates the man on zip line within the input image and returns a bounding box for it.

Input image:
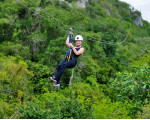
[50,29,84,86]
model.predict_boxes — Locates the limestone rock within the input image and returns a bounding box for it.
[105,8,111,16]
[134,13,143,26]
[59,0,65,2]
[76,0,88,8]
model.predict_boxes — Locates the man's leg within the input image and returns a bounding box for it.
[55,60,76,84]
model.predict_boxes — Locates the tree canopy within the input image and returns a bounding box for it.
[0,0,150,119]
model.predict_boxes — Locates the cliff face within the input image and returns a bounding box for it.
[76,0,88,8]
[105,7,111,16]
[59,0,144,26]
[59,0,88,8]
[134,14,143,26]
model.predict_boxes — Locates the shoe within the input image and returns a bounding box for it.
[53,82,60,87]
[50,76,57,82]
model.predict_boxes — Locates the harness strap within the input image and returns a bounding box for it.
[67,49,72,61]
[66,28,73,61]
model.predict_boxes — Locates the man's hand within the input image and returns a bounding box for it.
[69,43,74,48]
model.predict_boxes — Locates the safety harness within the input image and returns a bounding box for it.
[66,28,73,61]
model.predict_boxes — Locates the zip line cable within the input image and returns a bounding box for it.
[28,0,71,30]
[26,0,110,43]
[27,0,132,45]
[28,0,111,43]
[15,0,132,89]
[17,0,130,44]
[15,0,68,33]
[16,0,131,45]
[118,24,131,44]
[111,23,131,45]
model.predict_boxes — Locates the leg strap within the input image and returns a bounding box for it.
[67,49,72,61]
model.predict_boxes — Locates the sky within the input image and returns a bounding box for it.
[119,0,150,23]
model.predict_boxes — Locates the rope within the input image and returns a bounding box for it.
[69,68,74,85]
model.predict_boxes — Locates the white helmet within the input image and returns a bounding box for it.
[75,35,83,41]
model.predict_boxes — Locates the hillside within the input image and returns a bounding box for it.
[0,0,150,119]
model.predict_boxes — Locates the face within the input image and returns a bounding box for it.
[75,40,82,47]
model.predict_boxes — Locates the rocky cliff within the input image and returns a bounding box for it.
[134,13,143,26]
[59,0,144,26]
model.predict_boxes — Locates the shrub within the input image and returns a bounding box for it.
[93,99,131,119]
[109,65,150,104]
[19,91,93,119]
[136,102,150,119]
[0,41,31,60]
[19,102,51,119]
[0,55,33,100]
[26,60,52,94]
[0,99,14,119]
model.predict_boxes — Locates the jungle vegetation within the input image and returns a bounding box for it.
[0,0,150,119]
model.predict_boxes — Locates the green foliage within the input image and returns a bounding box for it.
[41,36,67,66]
[19,102,51,119]
[0,99,14,119]
[0,41,31,60]
[133,54,150,66]
[1,81,133,119]
[0,54,33,118]
[115,37,150,67]
[131,25,149,37]
[80,56,100,79]
[0,0,150,119]
[93,99,131,119]
[86,17,129,56]
[63,83,132,119]
[94,4,107,17]
[109,65,150,104]
[96,67,114,84]
[136,102,150,119]
[0,54,33,101]
[26,60,52,93]
[19,91,93,119]
[85,75,98,87]
[115,1,131,21]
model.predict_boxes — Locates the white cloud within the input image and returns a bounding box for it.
[119,0,150,22]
